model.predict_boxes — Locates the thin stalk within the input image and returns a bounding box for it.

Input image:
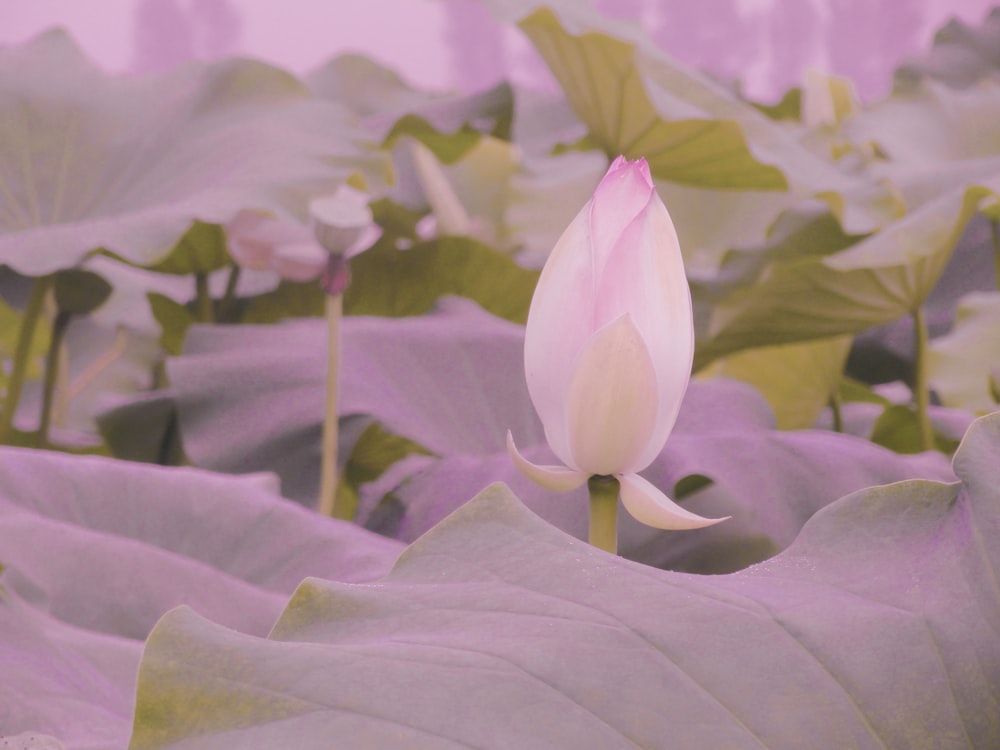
[829,389,844,433]
[0,275,52,442]
[37,310,72,447]
[318,293,344,518]
[912,306,933,452]
[59,327,129,421]
[588,475,619,554]
[991,220,1000,291]
[194,273,213,323]
[218,264,241,322]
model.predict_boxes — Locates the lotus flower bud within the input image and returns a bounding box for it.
[507,156,726,531]
[310,184,380,257]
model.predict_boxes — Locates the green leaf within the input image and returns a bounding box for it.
[517,8,787,190]
[705,335,853,429]
[895,9,1000,89]
[848,78,1000,164]
[0,446,402,747]
[147,292,196,356]
[697,181,999,367]
[0,30,375,277]
[143,221,230,276]
[752,86,801,121]
[672,472,712,499]
[96,391,184,466]
[237,280,326,324]
[869,404,960,455]
[344,235,538,324]
[52,268,112,315]
[929,291,1000,413]
[383,114,486,164]
[838,377,893,407]
[308,54,513,145]
[335,421,433,523]
[130,413,1000,748]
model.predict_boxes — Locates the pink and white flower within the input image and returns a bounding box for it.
[507,156,726,530]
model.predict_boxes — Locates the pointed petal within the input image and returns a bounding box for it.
[523,205,597,466]
[594,186,694,470]
[589,157,654,270]
[507,431,589,493]
[566,314,659,475]
[618,473,729,530]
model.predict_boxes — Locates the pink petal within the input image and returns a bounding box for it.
[618,473,729,530]
[227,237,273,270]
[594,185,694,470]
[506,431,589,493]
[565,313,659,476]
[270,241,327,282]
[523,205,598,467]
[589,157,654,271]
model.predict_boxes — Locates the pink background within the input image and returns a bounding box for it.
[2,0,997,101]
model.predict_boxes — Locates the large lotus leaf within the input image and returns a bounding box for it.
[0,30,373,276]
[843,205,1000,391]
[929,291,1000,413]
[895,8,1000,90]
[846,78,1000,164]
[703,335,853,429]
[658,181,800,272]
[307,54,512,153]
[505,149,606,267]
[696,179,1000,368]
[0,587,141,750]
[512,6,786,190]
[166,301,543,502]
[0,448,401,747]
[129,412,1000,749]
[343,233,538,324]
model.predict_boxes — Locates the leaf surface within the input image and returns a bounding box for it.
[129,414,1000,749]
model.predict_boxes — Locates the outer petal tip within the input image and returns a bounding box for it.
[507,431,589,493]
[618,473,729,531]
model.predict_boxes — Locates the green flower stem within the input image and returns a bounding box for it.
[913,306,933,452]
[0,275,52,443]
[318,293,344,518]
[991,220,1000,291]
[829,390,844,433]
[194,273,213,323]
[218,264,241,322]
[37,310,72,447]
[588,475,619,554]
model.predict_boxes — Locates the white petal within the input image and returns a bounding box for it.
[523,204,598,467]
[270,241,327,282]
[506,431,589,493]
[565,314,659,475]
[227,237,273,270]
[310,184,374,255]
[593,185,694,470]
[618,473,728,530]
